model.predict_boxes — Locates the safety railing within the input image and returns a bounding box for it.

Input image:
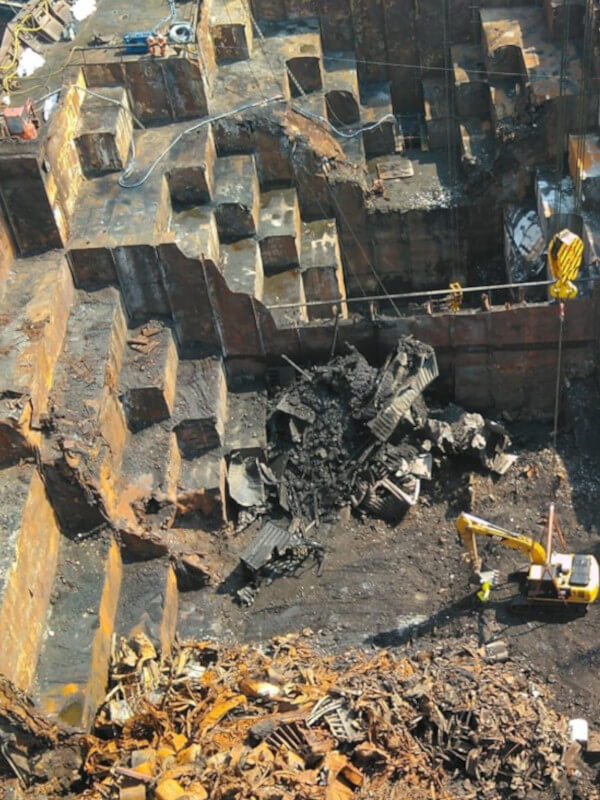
[266,276,600,320]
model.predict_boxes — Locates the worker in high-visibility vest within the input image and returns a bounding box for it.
[147,33,167,57]
[476,569,496,603]
[477,579,492,603]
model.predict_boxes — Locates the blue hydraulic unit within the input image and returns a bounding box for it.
[123,31,152,54]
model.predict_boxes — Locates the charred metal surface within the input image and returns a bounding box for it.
[117,421,180,530]
[213,155,260,241]
[35,535,122,730]
[0,466,60,691]
[240,520,292,572]
[75,87,133,178]
[173,357,227,457]
[225,380,268,454]
[0,154,62,254]
[2,0,600,754]
[67,246,118,289]
[221,238,265,298]
[120,321,178,430]
[0,252,73,461]
[287,56,323,96]
[211,0,253,62]
[236,522,325,605]
[176,448,228,527]
[360,82,395,157]
[168,126,216,207]
[258,188,301,271]
[42,288,127,534]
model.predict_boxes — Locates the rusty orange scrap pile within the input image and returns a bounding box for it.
[0,633,591,800]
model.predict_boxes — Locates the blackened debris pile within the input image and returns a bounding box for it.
[267,337,514,522]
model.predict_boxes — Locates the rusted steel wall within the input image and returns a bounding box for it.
[42,76,86,244]
[0,153,62,254]
[350,0,386,83]
[192,246,597,416]
[0,466,60,691]
[195,262,597,416]
[242,0,544,113]
[0,202,15,289]
[268,299,598,417]
[83,58,208,125]
[65,241,598,416]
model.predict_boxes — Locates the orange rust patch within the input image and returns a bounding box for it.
[159,565,179,657]
[83,539,123,729]
[0,469,60,690]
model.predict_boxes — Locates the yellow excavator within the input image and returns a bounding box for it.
[456,505,599,606]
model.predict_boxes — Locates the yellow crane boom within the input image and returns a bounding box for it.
[456,512,547,573]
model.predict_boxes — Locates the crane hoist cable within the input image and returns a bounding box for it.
[550,1,590,455]
[548,229,584,451]
[554,0,571,220]
[552,303,565,452]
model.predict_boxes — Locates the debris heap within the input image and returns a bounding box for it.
[236,519,325,605]
[2,633,587,799]
[0,676,88,795]
[266,338,514,522]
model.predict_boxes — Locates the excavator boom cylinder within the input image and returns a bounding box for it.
[456,512,548,565]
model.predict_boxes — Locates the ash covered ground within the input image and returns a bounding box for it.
[17,373,600,799]
[176,379,600,736]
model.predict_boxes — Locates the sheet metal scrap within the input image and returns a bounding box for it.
[1,634,589,799]
[307,695,359,742]
[368,339,439,442]
[228,454,267,508]
[71,633,589,800]
[236,520,325,606]
[240,520,294,572]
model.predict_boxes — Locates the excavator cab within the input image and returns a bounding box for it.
[527,553,599,605]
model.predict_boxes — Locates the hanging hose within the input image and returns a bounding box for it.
[153,0,177,33]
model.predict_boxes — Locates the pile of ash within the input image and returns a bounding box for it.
[264,337,514,523]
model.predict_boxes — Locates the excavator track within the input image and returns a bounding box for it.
[508,596,588,618]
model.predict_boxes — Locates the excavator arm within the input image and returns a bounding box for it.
[456,512,548,573]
